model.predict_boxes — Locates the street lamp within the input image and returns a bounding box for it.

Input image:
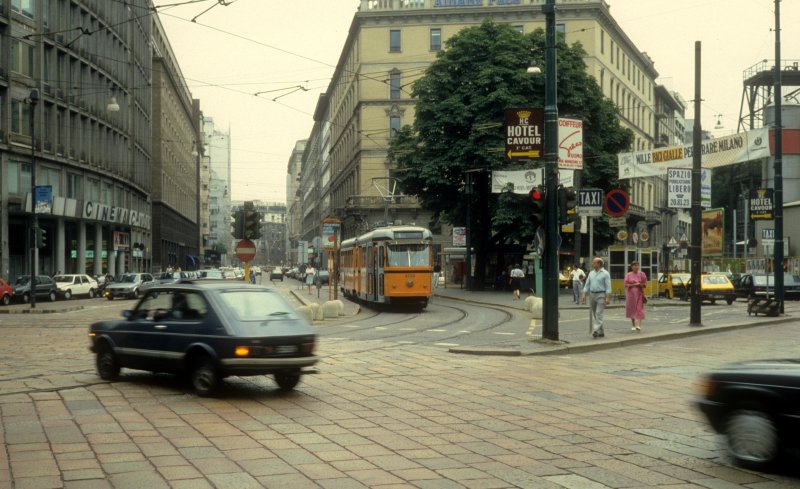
[28,88,39,309]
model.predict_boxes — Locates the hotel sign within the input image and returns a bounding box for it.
[749,188,774,221]
[82,201,152,230]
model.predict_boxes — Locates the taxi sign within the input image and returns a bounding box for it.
[578,188,603,217]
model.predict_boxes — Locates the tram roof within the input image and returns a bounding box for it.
[341,226,432,247]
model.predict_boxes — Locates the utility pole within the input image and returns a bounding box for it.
[689,42,702,327]
[29,89,39,309]
[542,0,560,341]
[772,0,784,312]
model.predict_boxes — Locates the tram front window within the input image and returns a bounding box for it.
[387,244,430,267]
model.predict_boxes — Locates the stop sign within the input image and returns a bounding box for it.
[234,239,256,262]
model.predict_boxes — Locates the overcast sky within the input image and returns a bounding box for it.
[152,0,799,203]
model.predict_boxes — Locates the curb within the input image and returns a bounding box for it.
[0,305,85,314]
[449,315,797,356]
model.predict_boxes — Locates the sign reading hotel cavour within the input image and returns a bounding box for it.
[82,201,152,230]
[749,188,774,221]
[505,108,544,160]
[433,0,521,6]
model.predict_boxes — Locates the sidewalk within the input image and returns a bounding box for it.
[432,284,799,356]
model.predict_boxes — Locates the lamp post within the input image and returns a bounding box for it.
[541,0,560,340]
[28,89,39,309]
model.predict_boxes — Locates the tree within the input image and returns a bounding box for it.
[389,20,632,288]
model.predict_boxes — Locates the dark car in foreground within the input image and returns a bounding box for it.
[696,359,800,470]
[88,281,318,396]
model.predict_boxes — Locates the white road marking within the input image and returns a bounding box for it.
[459,330,471,333]
[427,329,447,332]
[375,327,387,330]
[399,328,416,331]
[397,341,415,344]
[493,332,516,335]
[344,325,359,328]
[435,343,459,346]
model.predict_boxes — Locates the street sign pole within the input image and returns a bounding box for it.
[542,0,559,341]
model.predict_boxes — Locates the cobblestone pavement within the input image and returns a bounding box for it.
[1,300,799,488]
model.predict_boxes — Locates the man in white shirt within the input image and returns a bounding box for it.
[569,265,586,304]
[581,257,612,338]
[509,264,525,300]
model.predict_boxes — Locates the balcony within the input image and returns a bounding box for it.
[345,194,420,209]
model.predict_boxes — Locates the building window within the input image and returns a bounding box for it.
[390,116,401,137]
[599,69,605,93]
[610,40,614,63]
[67,173,81,199]
[389,71,401,100]
[430,28,442,51]
[10,99,32,136]
[512,25,523,33]
[556,24,565,35]
[11,0,35,18]
[11,40,35,77]
[600,30,604,54]
[389,30,401,52]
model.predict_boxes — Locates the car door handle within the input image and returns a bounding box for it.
[154,325,167,330]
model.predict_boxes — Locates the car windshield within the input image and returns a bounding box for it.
[53,276,71,282]
[159,272,179,280]
[702,275,729,285]
[119,274,138,283]
[15,276,30,285]
[387,244,430,267]
[201,270,224,279]
[218,290,296,321]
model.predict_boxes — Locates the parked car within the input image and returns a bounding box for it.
[53,274,100,299]
[733,273,800,301]
[657,272,690,299]
[269,267,284,281]
[696,359,800,470]
[198,269,225,280]
[13,275,57,303]
[157,271,190,285]
[0,278,14,305]
[104,273,157,300]
[682,273,736,304]
[316,270,330,285]
[88,282,319,396]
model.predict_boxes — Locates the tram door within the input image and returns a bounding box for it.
[376,244,386,302]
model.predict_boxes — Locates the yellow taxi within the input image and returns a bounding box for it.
[682,273,736,305]
[657,272,690,299]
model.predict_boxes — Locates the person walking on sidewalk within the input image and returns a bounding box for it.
[569,264,586,304]
[433,262,442,289]
[582,257,611,338]
[509,264,525,300]
[305,265,316,294]
[624,261,647,331]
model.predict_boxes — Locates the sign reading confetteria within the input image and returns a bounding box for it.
[558,118,583,170]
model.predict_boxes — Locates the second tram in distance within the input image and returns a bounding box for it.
[339,226,433,309]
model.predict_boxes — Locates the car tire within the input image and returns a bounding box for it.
[274,370,301,391]
[96,346,121,381]
[726,297,734,305]
[191,356,220,397]
[1,294,9,306]
[64,289,72,300]
[49,291,57,302]
[725,408,780,471]
[88,289,95,299]
[107,295,114,301]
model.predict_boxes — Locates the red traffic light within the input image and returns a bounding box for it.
[530,188,544,201]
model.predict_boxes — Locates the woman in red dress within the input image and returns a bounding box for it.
[624,261,647,331]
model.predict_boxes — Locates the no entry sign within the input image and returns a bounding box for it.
[235,239,256,262]
[604,189,630,218]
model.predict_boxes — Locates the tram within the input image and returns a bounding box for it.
[339,226,433,309]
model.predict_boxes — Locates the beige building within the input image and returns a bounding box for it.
[297,0,666,255]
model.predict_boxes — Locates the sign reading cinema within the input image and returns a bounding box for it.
[505,108,543,160]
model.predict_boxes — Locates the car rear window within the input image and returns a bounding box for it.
[218,290,297,321]
[702,275,729,285]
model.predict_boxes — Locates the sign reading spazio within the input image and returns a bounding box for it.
[667,168,691,208]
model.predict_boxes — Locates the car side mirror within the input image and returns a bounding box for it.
[122,310,132,319]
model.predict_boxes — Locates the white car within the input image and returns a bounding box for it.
[53,274,100,299]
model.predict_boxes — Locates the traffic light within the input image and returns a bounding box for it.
[34,227,46,249]
[232,210,244,239]
[529,186,546,226]
[242,201,262,240]
[558,186,578,226]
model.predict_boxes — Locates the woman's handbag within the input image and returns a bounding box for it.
[642,295,648,304]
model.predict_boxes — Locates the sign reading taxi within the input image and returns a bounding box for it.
[505,108,543,160]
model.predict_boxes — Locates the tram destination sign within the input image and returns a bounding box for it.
[749,188,774,221]
[505,108,543,160]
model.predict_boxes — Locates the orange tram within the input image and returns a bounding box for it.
[339,226,433,309]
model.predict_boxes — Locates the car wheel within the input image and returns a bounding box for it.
[191,356,220,397]
[96,346,121,381]
[274,370,301,391]
[88,289,95,299]
[107,295,114,301]
[64,289,72,300]
[49,291,57,302]
[726,297,734,305]
[23,292,30,303]
[725,408,780,470]
[1,294,9,306]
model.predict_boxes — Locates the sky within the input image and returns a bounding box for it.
[152,0,799,203]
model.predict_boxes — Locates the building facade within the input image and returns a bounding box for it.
[285,139,306,265]
[1,0,154,279]
[202,117,231,266]
[150,13,200,272]
[293,0,665,262]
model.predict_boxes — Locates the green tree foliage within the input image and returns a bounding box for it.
[389,20,633,272]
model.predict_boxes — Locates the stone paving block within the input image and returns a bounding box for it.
[690,479,749,489]
[148,455,190,468]
[108,470,170,489]
[415,480,477,489]
[316,477,371,489]
[62,468,106,481]
[12,476,64,489]
[97,452,146,464]
[63,480,114,489]
[437,467,490,480]
[365,454,422,471]
[54,451,96,462]
[544,474,612,488]
[10,459,60,478]
[171,437,213,448]
[343,468,405,486]
[168,479,213,489]
[190,457,242,476]
[256,472,320,488]
[101,460,153,474]
[295,462,347,480]
[331,459,379,472]
[93,442,140,455]
[57,458,101,471]
[462,477,519,489]
[692,465,770,485]
[157,464,204,481]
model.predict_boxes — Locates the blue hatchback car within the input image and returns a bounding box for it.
[88,281,318,396]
